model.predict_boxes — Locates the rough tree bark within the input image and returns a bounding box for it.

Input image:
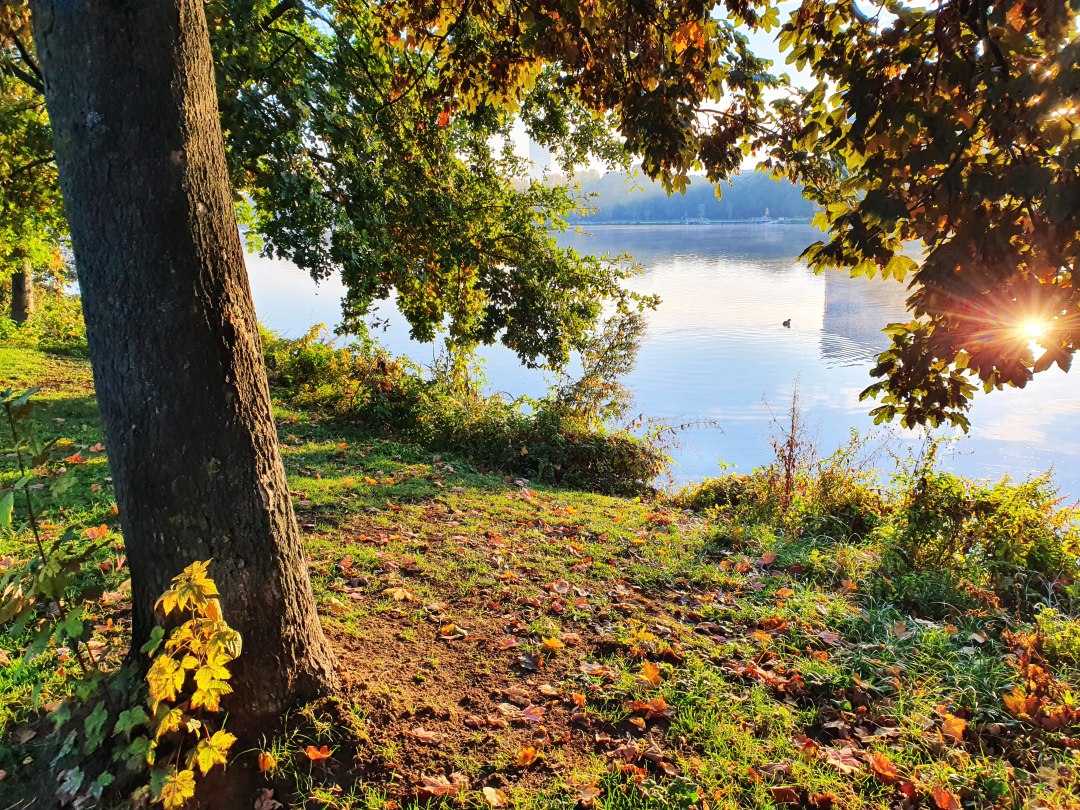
[29,0,338,729]
[10,258,33,323]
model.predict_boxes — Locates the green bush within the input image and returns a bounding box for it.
[876,458,1080,616]
[1,292,88,357]
[261,326,667,494]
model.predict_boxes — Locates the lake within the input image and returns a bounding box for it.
[247,223,1080,497]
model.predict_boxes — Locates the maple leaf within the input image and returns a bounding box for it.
[83,524,109,540]
[891,620,912,640]
[520,705,546,724]
[637,661,663,687]
[516,746,541,767]
[1003,686,1037,717]
[624,696,674,720]
[542,636,565,652]
[192,729,236,775]
[482,786,508,807]
[254,789,283,810]
[940,713,967,742]
[437,109,451,127]
[65,451,84,464]
[417,772,467,799]
[304,745,333,762]
[932,785,961,810]
[384,586,416,602]
[870,751,899,784]
[159,768,196,810]
[576,782,602,807]
[147,655,186,711]
[258,751,277,772]
[821,746,861,775]
[439,623,467,640]
[409,726,442,744]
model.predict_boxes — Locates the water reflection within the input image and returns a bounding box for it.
[246,223,1079,496]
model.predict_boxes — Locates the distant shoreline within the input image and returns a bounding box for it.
[569,218,815,227]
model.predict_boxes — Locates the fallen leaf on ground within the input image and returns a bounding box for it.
[940,713,967,742]
[417,773,467,799]
[304,745,333,762]
[870,751,899,784]
[516,746,542,767]
[482,786,507,807]
[932,785,961,810]
[409,726,443,744]
[637,661,662,687]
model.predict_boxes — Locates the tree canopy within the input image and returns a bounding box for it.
[3,0,1080,427]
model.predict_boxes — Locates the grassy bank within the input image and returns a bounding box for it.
[2,345,1079,809]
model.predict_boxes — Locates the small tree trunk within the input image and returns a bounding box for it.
[30,0,338,730]
[10,260,33,323]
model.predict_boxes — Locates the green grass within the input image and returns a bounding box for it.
[2,345,1080,809]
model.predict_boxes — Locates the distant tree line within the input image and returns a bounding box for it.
[567,171,817,224]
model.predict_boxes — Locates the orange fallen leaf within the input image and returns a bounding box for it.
[84,524,109,540]
[516,746,541,767]
[304,745,333,762]
[776,588,795,598]
[932,785,960,810]
[542,636,565,652]
[383,586,416,602]
[65,452,85,464]
[257,751,277,772]
[940,713,967,742]
[869,751,898,784]
[482,786,507,807]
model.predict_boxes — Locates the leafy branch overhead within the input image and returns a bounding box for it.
[4,0,1080,425]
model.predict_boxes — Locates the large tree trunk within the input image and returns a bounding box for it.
[10,259,33,324]
[29,0,338,729]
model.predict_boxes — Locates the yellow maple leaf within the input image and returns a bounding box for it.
[159,768,196,810]
[147,655,185,711]
[638,661,663,687]
[191,729,236,775]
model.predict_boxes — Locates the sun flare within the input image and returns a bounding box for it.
[1021,320,1048,340]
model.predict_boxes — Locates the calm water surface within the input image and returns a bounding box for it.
[247,224,1080,496]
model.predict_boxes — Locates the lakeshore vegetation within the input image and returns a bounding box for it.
[1,0,1079,807]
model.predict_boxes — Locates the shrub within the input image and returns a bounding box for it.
[877,450,1080,616]
[260,326,667,494]
[1,292,88,357]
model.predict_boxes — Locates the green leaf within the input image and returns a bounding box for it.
[83,701,109,752]
[113,705,150,738]
[0,491,13,531]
